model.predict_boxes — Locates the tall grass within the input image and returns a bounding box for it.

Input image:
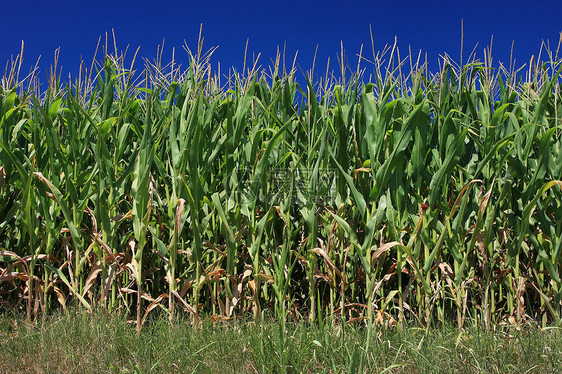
[1,32,561,332]
[2,310,561,373]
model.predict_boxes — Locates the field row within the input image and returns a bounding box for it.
[1,43,561,330]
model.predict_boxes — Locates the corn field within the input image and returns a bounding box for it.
[1,37,561,331]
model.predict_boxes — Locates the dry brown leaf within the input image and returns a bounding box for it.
[120,287,154,302]
[0,272,28,282]
[230,280,244,317]
[141,293,169,328]
[171,291,201,327]
[174,198,185,234]
[274,206,287,226]
[53,285,67,311]
[82,265,102,297]
[95,236,122,267]
[516,276,526,322]
[248,279,256,295]
[311,247,342,279]
[371,241,401,264]
[102,263,117,300]
[0,166,5,189]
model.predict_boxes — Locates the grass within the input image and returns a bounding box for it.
[1,310,561,373]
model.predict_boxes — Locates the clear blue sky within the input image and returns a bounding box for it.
[2,0,561,84]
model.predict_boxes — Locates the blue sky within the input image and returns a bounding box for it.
[2,0,561,85]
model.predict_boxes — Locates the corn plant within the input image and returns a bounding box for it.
[1,35,561,332]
